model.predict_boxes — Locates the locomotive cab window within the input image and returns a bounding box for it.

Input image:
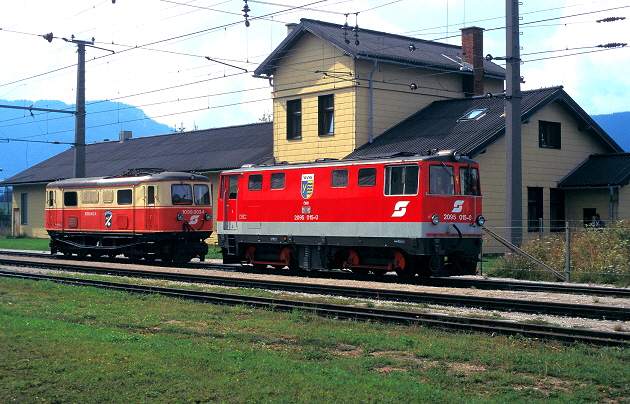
[147,186,155,205]
[459,166,480,195]
[429,165,455,195]
[171,184,192,205]
[117,189,133,205]
[228,176,238,199]
[358,167,377,187]
[64,191,78,207]
[194,184,210,205]
[270,173,285,190]
[47,190,55,207]
[331,169,348,187]
[248,174,263,191]
[385,165,419,195]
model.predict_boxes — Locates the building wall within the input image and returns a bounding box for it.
[10,184,48,238]
[474,101,611,251]
[564,188,616,226]
[270,32,504,163]
[618,187,630,220]
[272,34,357,162]
[353,58,504,147]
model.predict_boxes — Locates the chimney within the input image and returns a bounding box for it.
[460,26,484,96]
[119,130,132,142]
[286,23,298,36]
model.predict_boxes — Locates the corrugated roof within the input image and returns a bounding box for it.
[3,122,273,185]
[255,19,505,79]
[346,86,622,159]
[558,153,630,188]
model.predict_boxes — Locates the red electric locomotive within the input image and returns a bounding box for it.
[217,151,484,277]
[45,170,213,263]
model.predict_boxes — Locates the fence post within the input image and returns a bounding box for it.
[539,218,543,240]
[565,220,571,282]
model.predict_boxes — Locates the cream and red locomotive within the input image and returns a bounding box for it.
[45,170,213,263]
[217,151,484,277]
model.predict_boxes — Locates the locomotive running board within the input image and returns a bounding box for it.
[55,239,145,250]
[482,227,565,281]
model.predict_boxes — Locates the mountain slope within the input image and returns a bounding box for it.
[592,111,630,152]
[0,100,173,179]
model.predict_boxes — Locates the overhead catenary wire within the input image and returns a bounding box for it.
[0,0,628,144]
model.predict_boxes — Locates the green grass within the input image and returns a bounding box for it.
[1,277,628,403]
[0,236,50,251]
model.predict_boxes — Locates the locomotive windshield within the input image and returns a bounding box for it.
[385,165,419,195]
[459,166,480,195]
[172,184,210,205]
[172,184,193,205]
[429,164,455,195]
[194,184,211,205]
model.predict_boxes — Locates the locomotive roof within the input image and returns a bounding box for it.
[223,152,477,174]
[47,171,210,188]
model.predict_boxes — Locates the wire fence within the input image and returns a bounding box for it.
[481,220,630,285]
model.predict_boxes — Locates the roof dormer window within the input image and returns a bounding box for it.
[458,108,488,122]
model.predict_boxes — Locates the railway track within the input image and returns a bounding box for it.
[1,256,629,322]
[2,249,630,298]
[1,269,628,346]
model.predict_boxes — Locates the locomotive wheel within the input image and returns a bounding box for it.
[245,246,267,270]
[346,250,368,275]
[392,251,414,279]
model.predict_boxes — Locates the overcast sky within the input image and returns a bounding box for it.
[1,0,628,138]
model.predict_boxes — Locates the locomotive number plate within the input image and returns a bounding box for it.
[294,214,319,221]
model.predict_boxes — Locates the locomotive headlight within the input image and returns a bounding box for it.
[476,215,486,226]
[431,214,440,225]
[204,213,212,221]
[176,212,185,221]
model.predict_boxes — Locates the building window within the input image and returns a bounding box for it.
[458,108,488,122]
[539,121,561,149]
[527,187,543,232]
[318,94,334,136]
[550,188,565,232]
[20,193,28,225]
[287,99,302,140]
[270,173,285,190]
[385,165,419,195]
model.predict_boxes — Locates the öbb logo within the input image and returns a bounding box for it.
[452,200,465,213]
[392,201,410,217]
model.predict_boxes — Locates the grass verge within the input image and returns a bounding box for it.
[0,236,50,251]
[1,277,628,403]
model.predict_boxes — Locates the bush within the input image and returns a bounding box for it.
[486,221,630,286]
